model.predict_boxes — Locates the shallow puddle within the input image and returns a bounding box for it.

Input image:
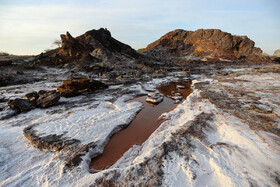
[90,81,192,171]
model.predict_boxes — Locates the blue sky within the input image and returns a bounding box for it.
[0,0,279,55]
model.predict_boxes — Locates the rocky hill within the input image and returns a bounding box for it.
[273,49,280,57]
[34,28,139,65]
[143,29,270,63]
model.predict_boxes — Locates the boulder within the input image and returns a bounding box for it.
[8,98,35,112]
[36,90,60,108]
[57,78,108,97]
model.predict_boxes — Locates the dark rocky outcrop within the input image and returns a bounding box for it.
[8,90,60,112]
[273,57,280,63]
[0,59,13,66]
[34,28,139,65]
[143,29,270,63]
[57,78,108,97]
[8,98,35,112]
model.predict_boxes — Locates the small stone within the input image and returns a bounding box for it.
[176,85,185,89]
[146,92,164,104]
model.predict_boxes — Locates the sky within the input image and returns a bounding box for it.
[0,0,279,55]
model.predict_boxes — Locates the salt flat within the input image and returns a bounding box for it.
[0,65,279,186]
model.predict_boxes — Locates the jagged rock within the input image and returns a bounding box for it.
[57,78,108,97]
[8,98,35,112]
[35,28,138,65]
[143,29,270,63]
[36,90,60,108]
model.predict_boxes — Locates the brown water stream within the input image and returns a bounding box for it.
[89,81,192,171]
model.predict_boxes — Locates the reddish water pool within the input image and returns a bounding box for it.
[90,81,192,171]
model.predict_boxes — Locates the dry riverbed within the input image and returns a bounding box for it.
[0,65,279,186]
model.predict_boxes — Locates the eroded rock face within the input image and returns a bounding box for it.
[34,28,138,65]
[143,29,270,63]
[57,78,108,97]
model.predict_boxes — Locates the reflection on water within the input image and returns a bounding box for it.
[90,81,192,171]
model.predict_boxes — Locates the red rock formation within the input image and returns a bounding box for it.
[143,29,270,63]
[35,28,138,65]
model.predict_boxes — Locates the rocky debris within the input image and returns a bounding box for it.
[36,90,60,108]
[34,28,139,65]
[166,92,184,103]
[143,29,270,63]
[196,67,280,136]
[57,78,108,97]
[8,98,35,112]
[0,72,42,87]
[146,92,164,104]
[23,124,80,151]
[0,58,45,87]
[8,90,60,112]
[170,92,183,101]
[0,59,12,66]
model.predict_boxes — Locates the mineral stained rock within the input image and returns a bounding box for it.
[143,29,270,63]
[34,28,138,65]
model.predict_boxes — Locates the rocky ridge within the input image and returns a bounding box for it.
[273,49,280,57]
[143,29,270,63]
[34,28,139,66]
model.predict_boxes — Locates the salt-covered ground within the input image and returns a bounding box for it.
[0,65,280,186]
